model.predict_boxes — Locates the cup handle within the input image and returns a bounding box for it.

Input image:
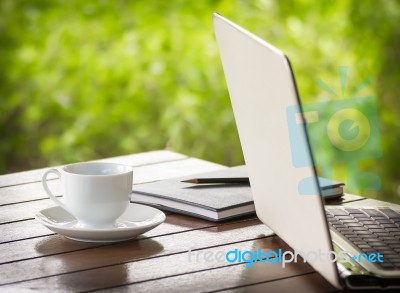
[42,169,70,213]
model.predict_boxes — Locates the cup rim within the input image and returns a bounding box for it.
[62,162,133,176]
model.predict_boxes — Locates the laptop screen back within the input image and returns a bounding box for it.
[213,13,341,288]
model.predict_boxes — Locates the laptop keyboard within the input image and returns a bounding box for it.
[326,207,400,270]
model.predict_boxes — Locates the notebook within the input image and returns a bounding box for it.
[131,166,344,221]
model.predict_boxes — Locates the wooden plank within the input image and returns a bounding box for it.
[0,193,379,251]
[0,190,368,245]
[0,206,254,244]
[3,175,357,208]
[0,212,230,263]
[0,219,54,244]
[0,158,225,224]
[90,248,317,293]
[220,273,339,293]
[0,180,62,207]
[0,150,187,188]
[2,151,393,293]
[0,177,367,243]
[0,215,259,264]
[0,218,271,285]
[0,151,191,206]
[0,234,300,292]
[0,199,54,225]
[343,197,400,209]
[128,157,225,184]
[0,157,225,207]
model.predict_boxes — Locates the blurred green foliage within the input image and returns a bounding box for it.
[1,0,399,203]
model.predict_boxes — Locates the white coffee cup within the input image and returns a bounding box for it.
[42,162,133,228]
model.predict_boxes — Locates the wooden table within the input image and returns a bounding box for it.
[0,150,398,292]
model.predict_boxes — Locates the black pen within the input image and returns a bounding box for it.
[181,177,250,184]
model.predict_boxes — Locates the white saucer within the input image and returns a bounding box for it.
[35,204,166,243]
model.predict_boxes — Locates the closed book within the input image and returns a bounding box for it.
[131,166,344,221]
[132,166,253,221]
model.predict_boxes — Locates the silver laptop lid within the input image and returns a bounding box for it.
[213,13,341,288]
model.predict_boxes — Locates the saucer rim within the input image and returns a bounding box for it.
[35,203,166,232]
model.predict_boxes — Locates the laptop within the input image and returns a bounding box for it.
[213,13,400,291]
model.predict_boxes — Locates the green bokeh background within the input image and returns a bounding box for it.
[1,0,399,203]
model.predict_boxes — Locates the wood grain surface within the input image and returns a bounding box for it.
[0,150,397,292]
